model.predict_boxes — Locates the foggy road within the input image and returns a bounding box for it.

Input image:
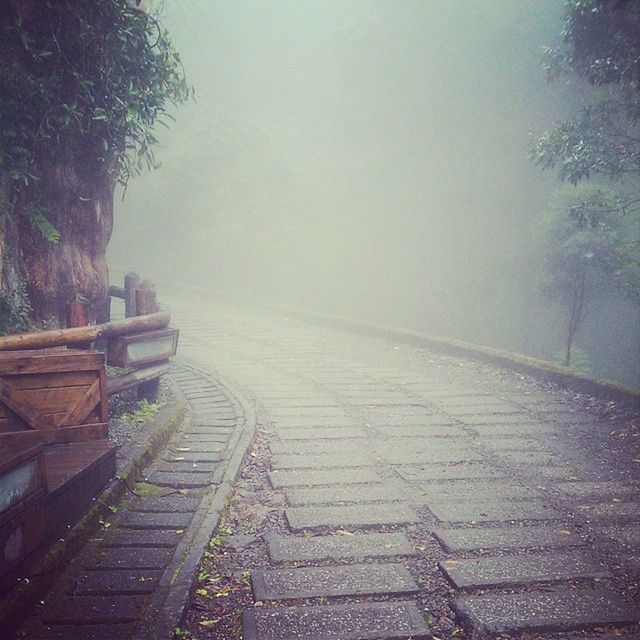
[170,291,640,638]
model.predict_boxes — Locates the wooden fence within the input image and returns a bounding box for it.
[0,272,179,400]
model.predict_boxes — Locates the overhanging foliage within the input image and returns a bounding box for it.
[0,0,190,217]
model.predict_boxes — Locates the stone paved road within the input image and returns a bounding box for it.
[170,293,640,640]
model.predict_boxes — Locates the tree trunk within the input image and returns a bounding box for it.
[2,156,114,330]
[565,274,586,367]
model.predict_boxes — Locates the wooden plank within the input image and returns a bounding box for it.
[99,365,108,423]
[0,351,103,375]
[0,379,54,430]
[0,385,92,418]
[58,379,100,427]
[41,423,108,444]
[109,285,126,299]
[3,371,96,390]
[0,432,44,474]
[0,311,170,351]
[107,362,170,396]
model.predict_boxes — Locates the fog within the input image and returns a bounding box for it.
[109,0,638,386]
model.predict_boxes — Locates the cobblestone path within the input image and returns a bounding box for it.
[16,364,252,640]
[171,294,640,640]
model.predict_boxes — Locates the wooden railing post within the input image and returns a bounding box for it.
[124,272,141,318]
[135,280,158,316]
[135,279,160,402]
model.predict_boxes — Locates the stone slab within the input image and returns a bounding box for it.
[468,423,558,437]
[162,451,224,463]
[397,463,504,482]
[278,428,366,441]
[116,511,193,530]
[243,600,429,640]
[91,546,172,570]
[426,499,563,523]
[43,595,146,624]
[155,461,220,473]
[184,425,234,434]
[558,481,638,498]
[128,494,200,513]
[70,569,161,595]
[285,484,406,506]
[268,468,381,488]
[496,450,563,466]
[443,405,523,416]
[270,440,367,455]
[267,532,415,563]
[365,415,450,427]
[252,563,418,601]
[144,470,212,488]
[433,525,583,552]
[420,480,540,502]
[273,416,357,428]
[575,501,640,521]
[382,448,483,465]
[286,503,419,530]
[458,415,538,425]
[602,524,640,547]
[455,589,637,634]
[440,550,610,589]
[23,623,136,640]
[271,451,372,469]
[374,425,466,438]
[269,408,351,419]
[104,529,183,547]
[180,432,230,443]
[171,442,225,453]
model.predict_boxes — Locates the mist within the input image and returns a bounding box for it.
[108,0,638,386]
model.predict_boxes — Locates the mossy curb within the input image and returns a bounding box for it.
[0,381,187,638]
[264,303,640,410]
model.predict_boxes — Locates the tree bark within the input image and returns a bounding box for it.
[9,156,115,329]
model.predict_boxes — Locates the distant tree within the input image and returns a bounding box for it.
[540,187,621,366]
[532,0,640,209]
[0,0,189,331]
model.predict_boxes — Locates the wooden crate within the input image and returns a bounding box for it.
[0,349,108,444]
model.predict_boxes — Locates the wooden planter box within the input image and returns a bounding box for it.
[0,349,108,444]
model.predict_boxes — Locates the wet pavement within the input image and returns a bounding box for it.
[171,293,640,640]
[13,292,640,639]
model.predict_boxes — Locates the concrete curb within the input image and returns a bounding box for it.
[0,381,187,639]
[133,364,257,640]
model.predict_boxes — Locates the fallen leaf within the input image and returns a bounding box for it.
[198,619,221,627]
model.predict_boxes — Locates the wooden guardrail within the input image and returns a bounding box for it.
[0,272,179,400]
